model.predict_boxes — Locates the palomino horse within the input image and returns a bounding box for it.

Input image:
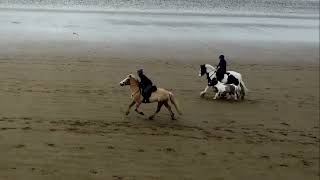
[120,74,182,120]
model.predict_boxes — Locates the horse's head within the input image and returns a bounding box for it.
[199,64,207,77]
[119,74,138,86]
[199,64,216,77]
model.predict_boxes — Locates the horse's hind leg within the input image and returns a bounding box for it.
[149,102,163,120]
[126,101,135,115]
[164,101,176,120]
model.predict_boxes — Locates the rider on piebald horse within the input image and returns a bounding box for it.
[199,55,248,99]
[216,55,227,82]
[137,69,157,103]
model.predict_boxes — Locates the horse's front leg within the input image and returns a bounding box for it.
[213,92,220,100]
[125,100,135,115]
[200,85,209,97]
[134,101,144,115]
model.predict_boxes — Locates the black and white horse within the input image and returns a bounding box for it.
[198,64,248,99]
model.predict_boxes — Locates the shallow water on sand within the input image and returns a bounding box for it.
[0,8,318,42]
[0,8,318,63]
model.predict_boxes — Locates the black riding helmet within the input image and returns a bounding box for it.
[137,69,144,75]
[219,55,224,59]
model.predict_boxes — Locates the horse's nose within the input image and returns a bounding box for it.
[120,83,124,86]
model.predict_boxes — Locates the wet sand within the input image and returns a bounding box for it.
[0,52,319,180]
[0,8,319,180]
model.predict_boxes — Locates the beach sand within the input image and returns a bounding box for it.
[0,8,319,180]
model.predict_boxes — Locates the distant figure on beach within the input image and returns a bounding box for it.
[137,69,157,103]
[216,55,227,82]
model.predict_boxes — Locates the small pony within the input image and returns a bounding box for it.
[210,78,241,100]
[120,74,182,120]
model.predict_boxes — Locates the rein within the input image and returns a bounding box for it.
[206,68,216,82]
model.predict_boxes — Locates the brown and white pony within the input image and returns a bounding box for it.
[120,74,182,120]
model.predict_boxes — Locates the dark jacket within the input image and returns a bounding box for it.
[139,74,153,89]
[217,58,227,73]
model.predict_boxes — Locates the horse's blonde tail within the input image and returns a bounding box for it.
[169,92,182,115]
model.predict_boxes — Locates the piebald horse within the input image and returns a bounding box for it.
[199,64,248,99]
[120,74,182,120]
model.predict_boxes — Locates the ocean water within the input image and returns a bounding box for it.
[0,0,319,16]
[0,0,318,61]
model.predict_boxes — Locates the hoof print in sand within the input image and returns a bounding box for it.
[46,143,55,147]
[89,169,98,174]
[112,175,124,180]
[107,145,115,149]
[279,164,289,167]
[165,147,176,152]
[260,155,270,159]
[302,160,311,166]
[137,149,145,152]
[21,127,32,130]
[14,144,26,149]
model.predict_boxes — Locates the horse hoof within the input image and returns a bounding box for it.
[148,116,154,120]
[171,116,176,120]
[139,112,145,115]
[125,112,130,115]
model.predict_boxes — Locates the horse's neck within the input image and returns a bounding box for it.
[206,64,216,72]
[129,81,140,93]
[208,71,215,78]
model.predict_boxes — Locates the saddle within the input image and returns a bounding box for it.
[142,85,157,103]
[143,85,157,95]
[148,85,157,93]
[151,85,157,92]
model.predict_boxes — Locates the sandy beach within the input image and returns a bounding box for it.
[0,7,319,180]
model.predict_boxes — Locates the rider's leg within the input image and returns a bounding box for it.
[143,86,152,103]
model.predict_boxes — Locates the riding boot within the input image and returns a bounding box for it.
[145,98,150,103]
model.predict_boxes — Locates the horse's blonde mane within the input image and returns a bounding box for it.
[128,74,140,83]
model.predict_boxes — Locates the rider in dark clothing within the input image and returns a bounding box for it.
[137,69,155,103]
[216,55,227,81]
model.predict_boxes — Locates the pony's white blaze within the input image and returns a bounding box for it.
[119,74,135,86]
[119,77,128,86]
[119,78,125,84]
